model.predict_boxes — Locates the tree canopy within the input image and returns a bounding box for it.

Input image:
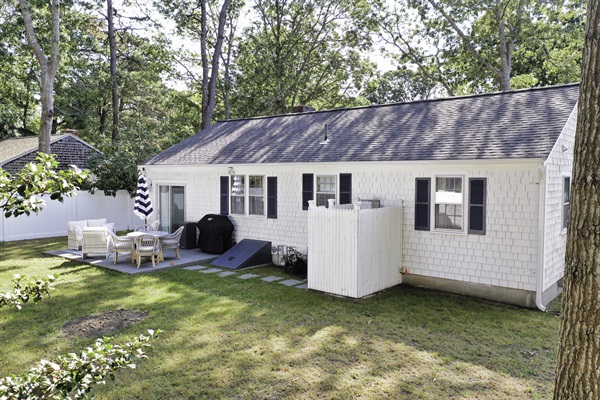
[0,0,586,194]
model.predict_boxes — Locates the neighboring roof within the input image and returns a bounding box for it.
[0,136,43,164]
[0,133,101,174]
[145,84,579,166]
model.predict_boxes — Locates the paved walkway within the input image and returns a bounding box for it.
[45,248,308,289]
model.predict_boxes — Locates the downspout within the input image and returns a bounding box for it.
[536,163,547,312]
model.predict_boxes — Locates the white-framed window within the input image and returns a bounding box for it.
[434,176,463,230]
[230,174,265,216]
[249,176,265,215]
[316,175,336,207]
[230,175,245,215]
[563,176,570,230]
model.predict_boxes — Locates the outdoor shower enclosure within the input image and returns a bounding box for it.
[307,201,403,298]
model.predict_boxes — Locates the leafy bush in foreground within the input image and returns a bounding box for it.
[0,330,159,400]
[0,274,57,310]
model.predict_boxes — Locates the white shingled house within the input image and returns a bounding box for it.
[141,84,579,309]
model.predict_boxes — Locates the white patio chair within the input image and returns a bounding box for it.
[107,230,134,264]
[159,226,184,261]
[81,227,110,259]
[134,234,161,268]
[150,220,161,231]
[135,221,160,232]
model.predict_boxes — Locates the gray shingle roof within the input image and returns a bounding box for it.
[0,134,101,174]
[0,136,42,163]
[145,84,579,166]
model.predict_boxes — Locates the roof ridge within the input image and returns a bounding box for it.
[215,83,580,124]
[0,133,68,143]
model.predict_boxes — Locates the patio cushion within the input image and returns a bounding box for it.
[74,224,83,238]
[67,220,88,233]
[87,218,107,227]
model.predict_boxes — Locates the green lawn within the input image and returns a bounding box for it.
[0,237,560,399]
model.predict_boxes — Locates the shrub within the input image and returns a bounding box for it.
[0,274,57,310]
[0,330,159,399]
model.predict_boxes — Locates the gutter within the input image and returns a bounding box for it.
[536,163,547,312]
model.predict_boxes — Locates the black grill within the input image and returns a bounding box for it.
[196,214,234,254]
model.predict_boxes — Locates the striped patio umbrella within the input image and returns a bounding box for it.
[133,173,154,221]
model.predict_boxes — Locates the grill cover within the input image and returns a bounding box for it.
[196,214,234,254]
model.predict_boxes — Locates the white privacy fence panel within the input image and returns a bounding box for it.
[308,201,403,298]
[0,190,136,242]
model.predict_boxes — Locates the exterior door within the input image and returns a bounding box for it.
[159,185,185,233]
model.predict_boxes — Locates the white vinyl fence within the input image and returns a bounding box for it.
[0,190,137,242]
[307,200,403,298]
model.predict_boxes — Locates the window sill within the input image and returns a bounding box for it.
[428,228,468,236]
[228,214,266,220]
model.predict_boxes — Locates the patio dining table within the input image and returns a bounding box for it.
[127,231,168,262]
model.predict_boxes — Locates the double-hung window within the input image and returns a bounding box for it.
[563,176,570,230]
[230,175,245,215]
[302,173,352,209]
[249,176,265,215]
[434,177,463,230]
[316,175,336,207]
[415,176,486,234]
[230,174,265,216]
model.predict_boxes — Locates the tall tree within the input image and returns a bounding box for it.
[157,0,234,129]
[553,0,600,398]
[377,0,585,95]
[233,0,375,117]
[107,0,119,141]
[18,0,60,153]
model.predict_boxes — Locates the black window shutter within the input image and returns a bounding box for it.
[302,173,314,210]
[220,176,229,215]
[468,178,486,235]
[415,178,430,231]
[267,176,277,219]
[339,173,352,204]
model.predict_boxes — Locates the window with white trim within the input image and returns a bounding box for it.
[230,175,265,216]
[316,175,336,207]
[563,176,570,230]
[249,176,265,215]
[230,175,245,215]
[434,177,463,230]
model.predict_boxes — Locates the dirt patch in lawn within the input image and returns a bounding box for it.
[62,309,148,339]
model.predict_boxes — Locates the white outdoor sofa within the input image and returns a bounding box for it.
[66,218,114,250]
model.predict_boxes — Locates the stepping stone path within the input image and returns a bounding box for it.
[238,273,260,280]
[279,279,305,287]
[184,266,207,271]
[184,267,307,290]
[198,268,221,274]
[262,276,283,282]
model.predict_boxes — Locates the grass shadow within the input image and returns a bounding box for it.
[0,238,559,399]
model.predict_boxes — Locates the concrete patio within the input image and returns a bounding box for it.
[45,247,218,275]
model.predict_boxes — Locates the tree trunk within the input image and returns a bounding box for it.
[553,0,600,398]
[200,0,210,129]
[496,10,511,91]
[222,20,235,120]
[107,0,119,142]
[199,0,232,129]
[18,0,60,154]
[204,0,232,127]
